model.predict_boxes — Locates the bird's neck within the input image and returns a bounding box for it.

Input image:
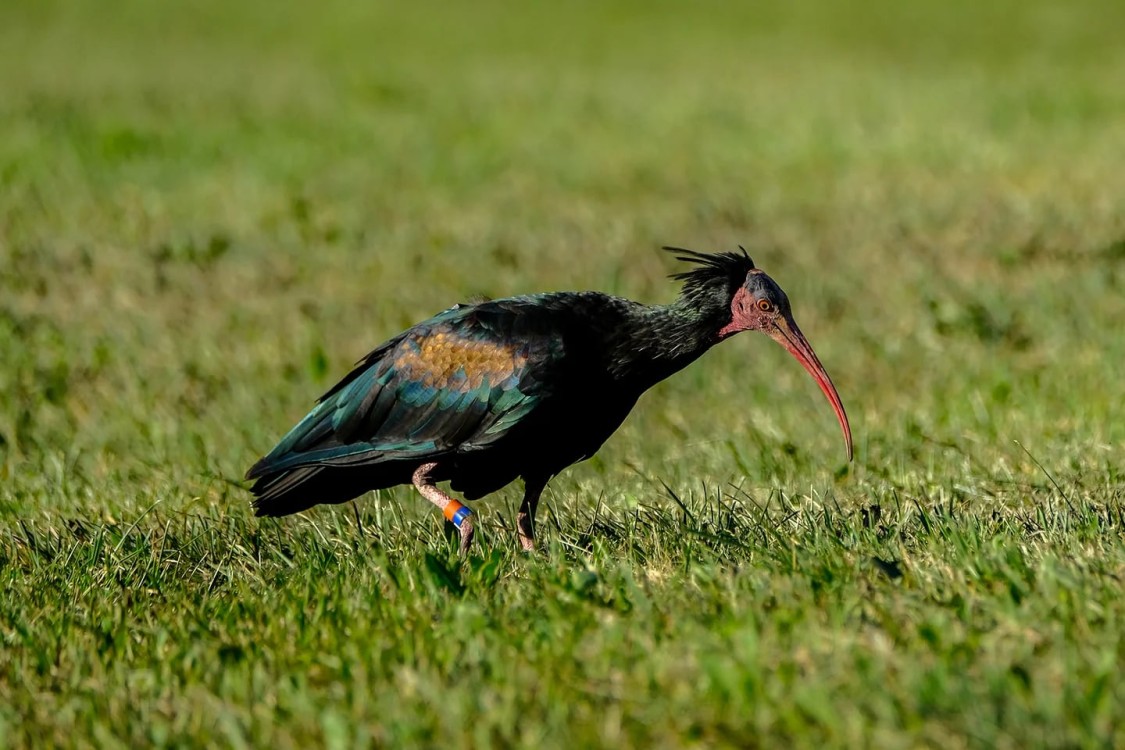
[607,296,727,388]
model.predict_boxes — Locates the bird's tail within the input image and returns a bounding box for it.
[248,465,377,517]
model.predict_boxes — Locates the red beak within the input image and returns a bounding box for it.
[767,316,853,461]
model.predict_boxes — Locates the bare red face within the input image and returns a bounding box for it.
[720,273,853,461]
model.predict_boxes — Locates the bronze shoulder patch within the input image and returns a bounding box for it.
[392,329,528,391]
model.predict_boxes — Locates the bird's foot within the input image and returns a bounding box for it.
[517,512,536,552]
[457,516,474,555]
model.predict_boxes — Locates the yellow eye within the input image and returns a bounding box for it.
[757,299,773,313]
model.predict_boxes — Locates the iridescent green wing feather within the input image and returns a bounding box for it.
[246,301,564,479]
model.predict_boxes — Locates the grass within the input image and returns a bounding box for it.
[2,0,1125,746]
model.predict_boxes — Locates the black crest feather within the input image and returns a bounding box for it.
[664,246,755,296]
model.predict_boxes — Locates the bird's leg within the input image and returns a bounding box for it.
[517,475,547,552]
[412,462,474,554]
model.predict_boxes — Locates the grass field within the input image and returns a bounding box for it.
[3,0,1125,746]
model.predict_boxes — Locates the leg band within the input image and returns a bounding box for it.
[443,500,473,529]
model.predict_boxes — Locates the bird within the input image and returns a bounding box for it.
[246,246,852,553]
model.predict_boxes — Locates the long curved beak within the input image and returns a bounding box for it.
[767,315,853,461]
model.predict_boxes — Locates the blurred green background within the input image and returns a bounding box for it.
[2,1,1124,747]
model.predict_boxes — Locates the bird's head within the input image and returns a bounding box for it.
[668,246,853,461]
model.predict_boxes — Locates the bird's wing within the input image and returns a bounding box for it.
[246,302,564,479]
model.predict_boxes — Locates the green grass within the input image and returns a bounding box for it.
[3,0,1125,746]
